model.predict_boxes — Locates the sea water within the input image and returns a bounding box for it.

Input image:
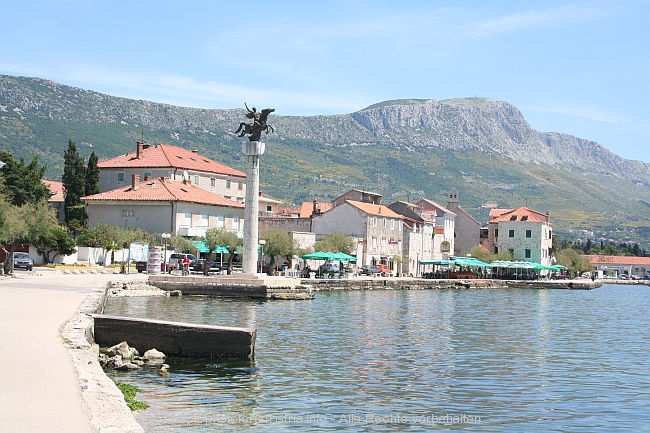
[104,284,650,432]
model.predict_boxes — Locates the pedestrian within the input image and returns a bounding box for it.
[182,256,190,276]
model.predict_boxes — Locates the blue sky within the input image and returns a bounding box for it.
[1,1,648,162]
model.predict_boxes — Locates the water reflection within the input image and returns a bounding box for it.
[104,285,650,432]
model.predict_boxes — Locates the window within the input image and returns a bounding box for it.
[234,216,241,230]
[495,229,499,238]
[226,180,231,189]
[238,182,243,190]
[211,178,216,187]
[201,214,209,226]
[391,219,395,230]
[525,249,531,259]
[373,217,377,227]
[184,212,192,225]
[526,229,532,238]
[266,205,272,212]
[117,172,125,182]
[522,216,528,221]
[509,229,515,238]
[217,215,225,228]
[194,175,200,185]
[121,210,134,217]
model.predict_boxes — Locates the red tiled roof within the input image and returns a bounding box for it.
[299,201,332,218]
[97,143,246,178]
[43,180,64,202]
[489,207,549,223]
[346,200,402,218]
[82,177,244,208]
[584,255,650,266]
[417,198,454,216]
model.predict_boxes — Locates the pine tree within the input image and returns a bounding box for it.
[85,151,100,195]
[62,140,86,224]
[0,151,50,206]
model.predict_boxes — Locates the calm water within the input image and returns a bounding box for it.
[104,284,650,432]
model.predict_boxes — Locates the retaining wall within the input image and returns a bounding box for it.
[92,314,256,359]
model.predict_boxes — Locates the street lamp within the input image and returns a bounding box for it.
[258,239,266,273]
[161,233,171,273]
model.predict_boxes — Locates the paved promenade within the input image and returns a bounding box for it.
[0,269,147,433]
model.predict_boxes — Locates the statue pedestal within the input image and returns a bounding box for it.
[242,141,264,275]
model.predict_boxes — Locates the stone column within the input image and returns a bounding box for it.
[241,141,265,275]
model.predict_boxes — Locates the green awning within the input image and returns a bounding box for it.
[192,241,229,254]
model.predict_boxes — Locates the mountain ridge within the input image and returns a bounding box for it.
[1,74,649,247]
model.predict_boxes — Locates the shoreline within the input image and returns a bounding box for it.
[0,269,147,433]
[1,269,639,432]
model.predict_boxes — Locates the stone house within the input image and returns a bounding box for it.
[312,200,403,269]
[98,141,247,204]
[445,188,481,256]
[42,180,66,225]
[387,201,437,276]
[415,197,456,258]
[485,207,553,266]
[82,175,244,237]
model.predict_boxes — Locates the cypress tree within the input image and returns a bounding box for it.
[85,151,100,195]
[62,140,86,224]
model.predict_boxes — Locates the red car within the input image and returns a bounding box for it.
[376,264,393,276]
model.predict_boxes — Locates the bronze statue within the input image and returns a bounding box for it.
[234,102,275,142]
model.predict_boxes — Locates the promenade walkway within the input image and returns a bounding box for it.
[0,269,147,433]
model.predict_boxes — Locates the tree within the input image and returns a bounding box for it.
[85,151,100,196]
[261,229,297,273]
[555,248,592,275]
[0,201,28,274]
[0,151,50,206]
[313,232,355,255]
[203,227,242,275]
[34,224,76,264]
[62,140,86,225]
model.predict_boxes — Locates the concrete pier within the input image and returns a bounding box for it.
[148,274,314,299]
[92,314,256,359]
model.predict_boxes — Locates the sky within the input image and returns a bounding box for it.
[1,0,648,162]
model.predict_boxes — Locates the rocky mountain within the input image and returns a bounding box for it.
[1,74,649,247]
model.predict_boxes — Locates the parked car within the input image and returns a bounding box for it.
[376,264,393,276]
[190,259,221,274]
[360,265,381,276]
[13,252,33,271]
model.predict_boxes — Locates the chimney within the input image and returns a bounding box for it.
[259,191,263,197]
[131,174,140,190]
[136,141,144,159]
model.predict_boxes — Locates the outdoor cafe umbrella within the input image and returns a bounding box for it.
[302,251,337,260]
[330,252,357,262]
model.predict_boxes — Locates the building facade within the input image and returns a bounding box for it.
[98,141,247,204]
[311,200,403,269]
[83,175,244,237]
[445,188,481,256]
[486,207,553,266]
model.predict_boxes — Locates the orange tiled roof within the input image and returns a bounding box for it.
[97,143,246,178]
[82,177,244,208]
[489,207,549,223]
[346,200,402,218]
[43,180,64,202]
[418,198,454,215]
[299,201,332,218]
[584,255,650,266]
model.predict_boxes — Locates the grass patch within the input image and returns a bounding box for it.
[114,381,149,411]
